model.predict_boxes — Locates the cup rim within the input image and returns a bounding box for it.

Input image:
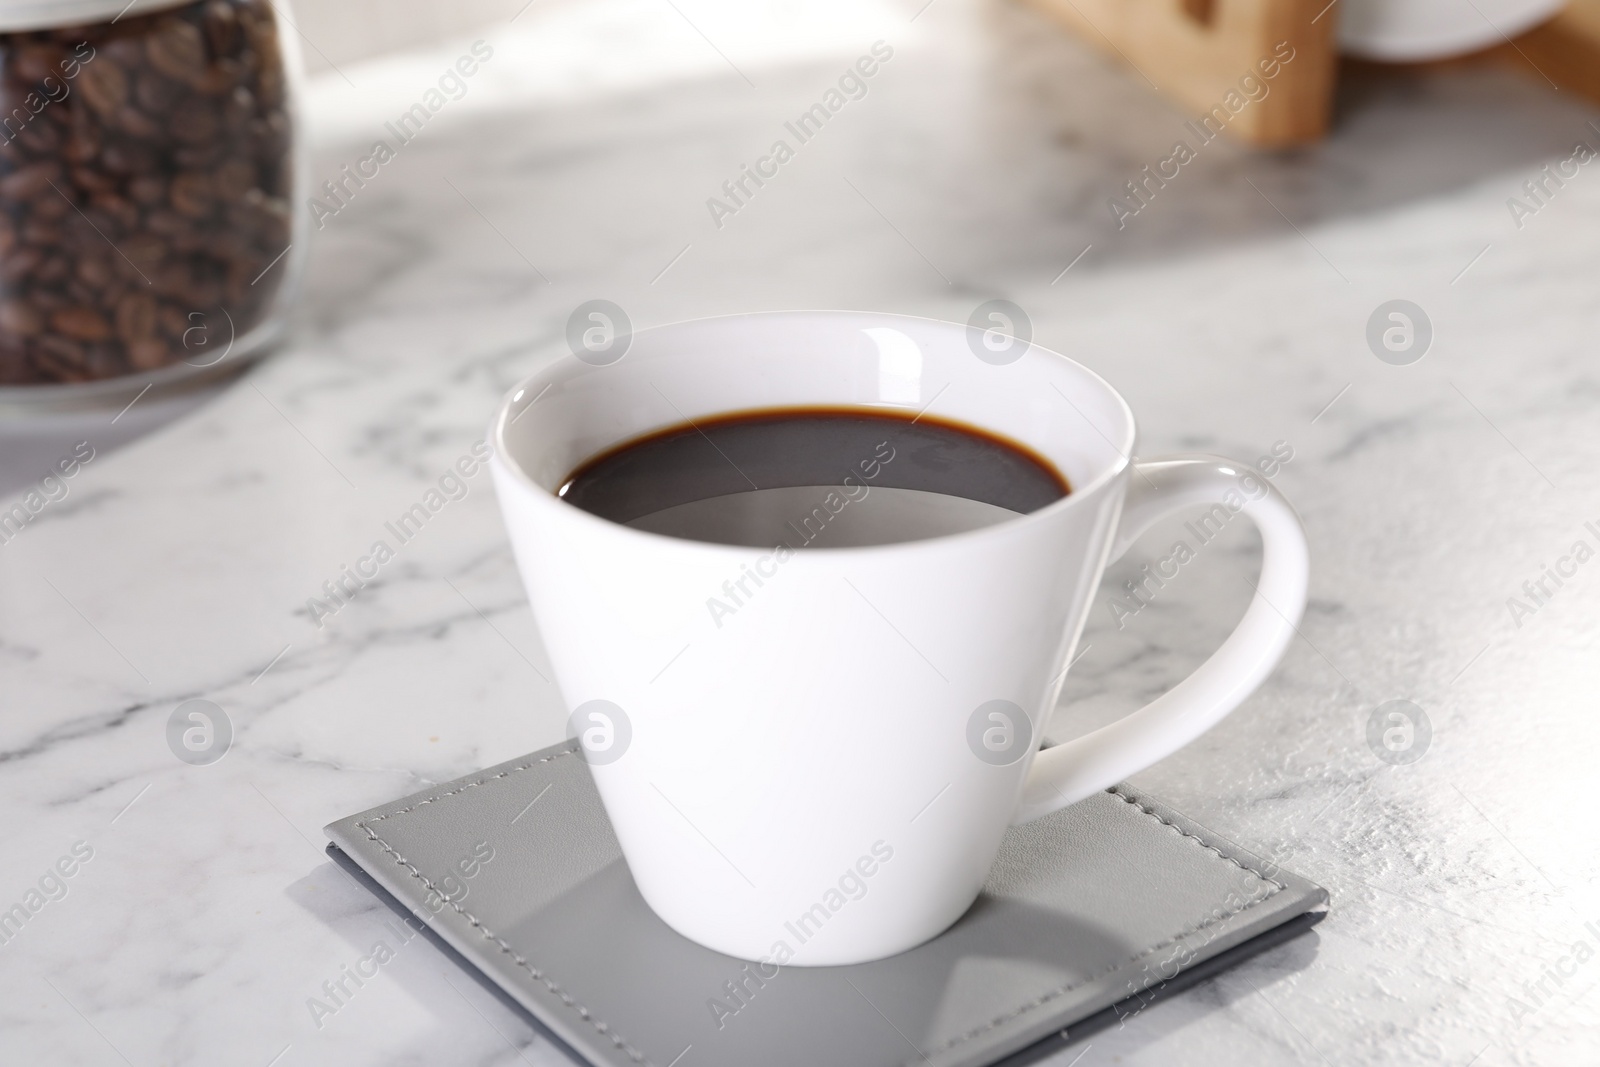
[489,309,1137,554]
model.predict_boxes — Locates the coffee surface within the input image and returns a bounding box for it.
[559,408,1069,548]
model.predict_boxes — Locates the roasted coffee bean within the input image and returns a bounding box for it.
[180,228,228,256]
[32,193,70,222]
[27,287,64,312]
[231,186,290,230]
[88,193,137,229]
[0,298,42,335]
[77,58,128,117]
[28,287,66,313]
[116,105,159,138]
[13,46,60,84]
[0,0,295,385]
[202,1,239,55]
[84,342,126,377]
[0,244,40,284]
[0,85,29,117]
[128,336,168,369]
[0,161,59,199]
[115,291,156,340]
[251,26,282,86]
[52,306,110,341]
[70,165,118,195]
[255,109,288,155]
[120,233,164,268]
[193,56,243,95]
[173,142,223,169]
[77,255,114,290]
[187,275,221,307]
[169,96,217,143]
[15,121,62,154]
[37,255,69,283]
[153,261,197,300]
[61,129,98,164]
[145,20,205,83]
[135,72,182,112]
[127,174,164,205]
[221,84,253,125]
[99,139,157,175]
[99,37,146,70]
[169,171,212,216]
[211,158,253,200]
[144,209,186,237]
[36,333,87,373]
[21,221,62,246]
[158,303,187,339]
[81,206,123,238]
[0,342,28,383]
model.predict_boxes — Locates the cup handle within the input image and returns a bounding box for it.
[1012,455,1310,824]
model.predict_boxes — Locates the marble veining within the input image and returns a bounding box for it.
[2,0,1599,1063]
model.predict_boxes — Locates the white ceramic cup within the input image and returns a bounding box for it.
[490,311,1309,966]
[1339,0,1562,61]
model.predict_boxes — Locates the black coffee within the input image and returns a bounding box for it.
[559,408,1069,549]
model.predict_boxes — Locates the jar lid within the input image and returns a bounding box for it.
[0,0,194,34]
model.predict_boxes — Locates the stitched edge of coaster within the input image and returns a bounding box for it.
[349,752,1293,1067]
[359,747,577,826]
[352,747,657,1067]
[924,786,1288,1058]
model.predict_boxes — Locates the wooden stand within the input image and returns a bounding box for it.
[1021,0,1339,146]
[1022,0,1600,147]
[1493,0,1600,103]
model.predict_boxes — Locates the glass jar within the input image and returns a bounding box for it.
[0,0,305,395]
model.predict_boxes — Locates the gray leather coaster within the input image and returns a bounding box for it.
[325,741,1326,1067]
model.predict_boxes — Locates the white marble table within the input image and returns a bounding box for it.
[4,1,1599,1064]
